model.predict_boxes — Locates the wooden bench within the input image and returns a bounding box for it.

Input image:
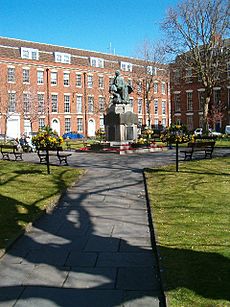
[0,144,23,161]
[37,146,72,165]
[180,141,216,160]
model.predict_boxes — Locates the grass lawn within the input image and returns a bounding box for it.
[0,161,84,250]
[145,157,230,307]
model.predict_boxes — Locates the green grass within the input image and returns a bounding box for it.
[145,158,230,307]
[0,161,84,250]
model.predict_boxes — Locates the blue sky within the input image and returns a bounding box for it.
[0,0,178,57]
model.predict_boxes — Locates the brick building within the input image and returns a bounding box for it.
[170,40,230,132]
[0,37,170,139]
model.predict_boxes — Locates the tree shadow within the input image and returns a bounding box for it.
[157,245,230,302]
[0,169,165,306]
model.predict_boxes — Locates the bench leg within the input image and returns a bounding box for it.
[58,156,68,165]
[1,153,10,160]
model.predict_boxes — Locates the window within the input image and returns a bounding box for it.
[88,96,94,113]
[87,75,93,88]
[187,92,193,111]
[129,97,133,110]
[77,118,83,131]
[162,118,166,127]
[38,93,45,113]
[23,69,30,83]
[99,97,105,112]
[8,92,16,112]
[76,74,82,87]
[37,70,44,84]
[7,67,15,82]
[174,93,181,112]
[187,115,193,131]
[76,96,82,113]
[198,91,205,110]
[138,98,142,114]
[21,47,39,60]
[65,118,71,132]
[154,82,158,94]
[54,52,71,64]
[90,57,104,68]
[120,61,132,72]
[147,66,157,76]
[185,68,193,83]
[63,73,70,86]
[162,101,166,115]
[154,100,158,115]
[100,118,104,128]
[39,118,45,129]
[213,88,221,104]
[64,95,70,112]
[161,82,166,95]
[137,81,142,93]
[174,69,180,83]
[23,93,30,113]
[51,72,57,85]
[98,76,104,89]
[51,94,58,112]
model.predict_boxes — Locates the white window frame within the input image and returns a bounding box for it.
[54,52,71,64]
[120,61,132,72]
[63,72,70,86]
[64,95,70,113]
[90,57,104,68]
[154,99,158,115]
[147,65,157,76]
[7,67,15,83]
[51,94,58,113]
[77,118,83,132]
[51,72,58,86]
[76,74,82,87]
[76,95,83,113]
[37,70,44,85]
[22,68,30,83]
[21,47,39,60]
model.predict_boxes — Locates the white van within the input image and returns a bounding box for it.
[225,126,230,135]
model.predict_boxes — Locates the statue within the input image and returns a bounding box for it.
[109,70,133,105]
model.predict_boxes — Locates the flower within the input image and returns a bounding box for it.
[32,126,63,149]
[160,124,190,144]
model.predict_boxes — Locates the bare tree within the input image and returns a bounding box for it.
[134,40,169,128]
[162,0,230,131]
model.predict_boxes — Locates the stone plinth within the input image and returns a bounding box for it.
[104,104,138,142]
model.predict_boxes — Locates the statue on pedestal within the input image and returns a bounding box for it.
[109,70,133,105]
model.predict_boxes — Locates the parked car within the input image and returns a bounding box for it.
[194,128,222,137]
[62,132,84,140]
[225,125,230,135]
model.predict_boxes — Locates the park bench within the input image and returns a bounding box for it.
[0,144,23,161]
[37,146,72,165]
[180,141,216,160]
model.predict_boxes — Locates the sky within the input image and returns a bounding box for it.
[0,0,178,58]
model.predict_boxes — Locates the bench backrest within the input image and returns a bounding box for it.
[0,144,18,150]
[188,141,215,148]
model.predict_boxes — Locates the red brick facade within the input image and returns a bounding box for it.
[170,54,230,132]
[0,37,170,139]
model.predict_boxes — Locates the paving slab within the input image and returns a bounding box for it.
[0,150,174,306]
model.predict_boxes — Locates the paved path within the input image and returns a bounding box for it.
[0,148,228,306]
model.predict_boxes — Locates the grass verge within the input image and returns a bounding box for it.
[0,161,84,250]
[145,157,230,306]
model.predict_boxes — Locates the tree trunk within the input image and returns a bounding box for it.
[202,95,211,133]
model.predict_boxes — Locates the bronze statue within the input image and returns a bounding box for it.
[109,70,133,104]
